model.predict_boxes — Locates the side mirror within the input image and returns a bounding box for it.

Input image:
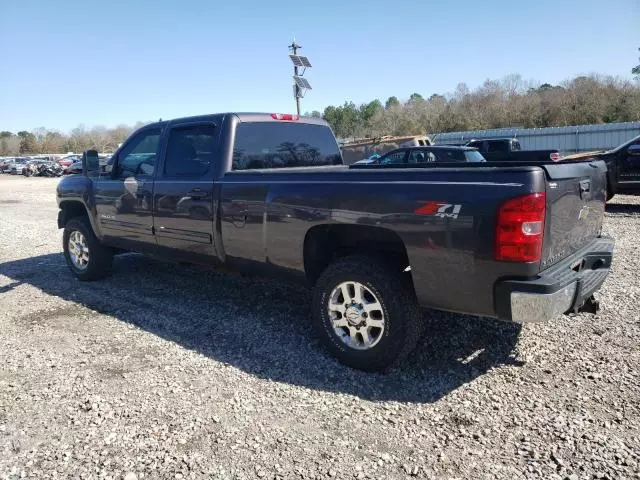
[104,156,114,175]
[627,145,640,156]
[82,149,100,176]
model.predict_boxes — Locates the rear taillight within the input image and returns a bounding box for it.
[550,152,560,162]
[495,192,546,262]
[271,113,299,121]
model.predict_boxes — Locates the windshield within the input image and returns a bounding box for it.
[464,150,486,162]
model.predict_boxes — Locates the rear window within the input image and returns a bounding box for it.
[232,122,342,170]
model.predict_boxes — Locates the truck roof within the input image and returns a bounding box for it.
[142,112,329,129]
[468,138,517,142]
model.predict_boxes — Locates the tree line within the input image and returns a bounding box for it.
[316,73,640,140]
[2,71,639,157]
[0,123,147,156]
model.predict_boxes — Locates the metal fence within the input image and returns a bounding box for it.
[430,121,640,155]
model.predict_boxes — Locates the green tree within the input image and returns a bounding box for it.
[359,100,383,124]
[633,47,640,79]
[385,96,400,109]
[322,105,339,132]
[408,93,424,103]
[19,132,38,153]
[0,131,13,138]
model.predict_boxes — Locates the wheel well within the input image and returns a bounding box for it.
[59,201,89,228]
[303,224,411,285]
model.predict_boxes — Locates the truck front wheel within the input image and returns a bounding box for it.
[63,217,113,281]
[312,255,423,372]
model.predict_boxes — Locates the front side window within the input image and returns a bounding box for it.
[164,124,216,176]
[463,150,487,162]
[232,122,342,170]
[117,128,161,178]
[380,150,407,164]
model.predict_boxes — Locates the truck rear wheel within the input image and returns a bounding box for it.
[63,217,113,281]
[312,255,422,372]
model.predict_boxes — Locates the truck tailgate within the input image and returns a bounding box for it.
[540,160,607,270]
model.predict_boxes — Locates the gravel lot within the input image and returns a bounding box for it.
[0,174,639,480]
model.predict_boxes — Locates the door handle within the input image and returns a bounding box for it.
[188,189,207,199]
[579,180,591,192]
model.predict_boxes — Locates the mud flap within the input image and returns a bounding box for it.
[575,295,600,315]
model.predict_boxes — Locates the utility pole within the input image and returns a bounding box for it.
[288,37,312,116]
[289,38,301,116]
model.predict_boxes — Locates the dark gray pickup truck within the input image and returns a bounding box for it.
[560,134,640,200]
[466,138,560,163]
[56,113,614,371]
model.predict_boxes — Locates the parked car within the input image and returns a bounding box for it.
[466,138,559,162]
[560,134,640,200]
[58,155,81,167]
[352,146,486,165]
[55,112,613,371]
[6,157,29,175]
[63,160,83,175]
[0,157,15,173]
[341,135,433,165]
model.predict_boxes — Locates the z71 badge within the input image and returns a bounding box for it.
[414,202,462,219]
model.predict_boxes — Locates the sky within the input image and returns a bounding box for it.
[0,0,638,132]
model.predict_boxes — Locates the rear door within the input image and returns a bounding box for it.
[539,160,607,270]
[152,121,220,258]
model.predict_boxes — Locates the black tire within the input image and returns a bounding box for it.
[312,255,423,372]
[605,175,614,202]
[63,217,113,281]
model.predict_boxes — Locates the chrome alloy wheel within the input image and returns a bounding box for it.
[68,230,90,270]
[328,281,385,350]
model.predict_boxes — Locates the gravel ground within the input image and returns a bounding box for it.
[0,174,639,480]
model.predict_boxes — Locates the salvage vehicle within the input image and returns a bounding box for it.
[560,134,640,200]
[56,113,614,371]
[352,146,486,165]
[7,157,28,175]
[466,138,559,163]
[63,160,83,175]
[341,135,432,165]
[0,157,15,173]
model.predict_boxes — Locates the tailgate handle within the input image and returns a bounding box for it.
[579,180,591,198]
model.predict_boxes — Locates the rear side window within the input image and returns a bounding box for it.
[164,124,216,176]
[488,141,509,153]
[435,150,466,161]
[232,122,342,170]
[407,150,435,163]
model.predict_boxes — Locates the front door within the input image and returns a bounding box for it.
[152,122,219,259]
[94,126,162,249]
[618,139,640,184]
